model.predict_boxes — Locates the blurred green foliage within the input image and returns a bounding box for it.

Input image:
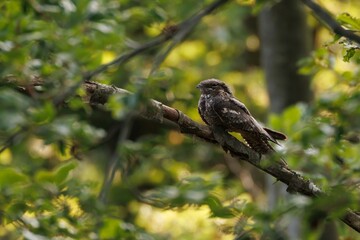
[0,0,360,239]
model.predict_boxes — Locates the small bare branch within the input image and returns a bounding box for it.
[86,0,230,81]
[53,0,230,105]
[301,0,360,44]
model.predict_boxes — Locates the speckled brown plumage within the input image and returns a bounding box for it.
[197,78,286,154]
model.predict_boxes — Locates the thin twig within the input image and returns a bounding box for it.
[55,0,230,106]
[149,0,230,76]
[0,127,27,154]
[301,0,360,44]
[86,36,169,81]
[98,114,134,203]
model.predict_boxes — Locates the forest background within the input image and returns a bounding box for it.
[1,0,360,239]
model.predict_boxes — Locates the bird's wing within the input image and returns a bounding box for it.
[211,96,277,143]
[198,96,209,125]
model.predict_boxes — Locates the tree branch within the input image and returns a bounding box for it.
[301,0,360,44]
[85,0,230,81]
[52,0,230,105]
[84,80,360,233]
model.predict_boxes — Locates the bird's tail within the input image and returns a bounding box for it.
[242,132,275,155]
[242,131,288,165]
[263,127,287,141]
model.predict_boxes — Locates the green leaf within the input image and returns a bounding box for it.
[276,104,304,133]
[0,167,29,188]
[5,201,27,222]
[0,89,31,131]
[0,89,31,110]
[210,206,235,218]
[333,34,341,42]
[0,111,27,131]
[35,161,77,185]
[30,101,56,124]
[35,170,56,184]
[337,13,360,30]
[206,196,235,218]
[343,48,356,62]
[100,219,141,239]
[53,161,78,185]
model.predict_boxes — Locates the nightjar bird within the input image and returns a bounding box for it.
[197,78,286,154]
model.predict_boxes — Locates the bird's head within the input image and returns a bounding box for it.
[196,78,232,95]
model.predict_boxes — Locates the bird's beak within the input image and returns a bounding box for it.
[196,83,201,89]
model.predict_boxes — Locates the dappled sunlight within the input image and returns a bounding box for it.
[136,204,234,240]
[0,223,16,238]
[221,71,243,88]
[312,70,337,92]
[101,51,116,64]
[53,195,84,218]
[206,51,222,66]
[75,161,103,192]
[322,0,360,16]
[245,34,260,52]
[311,51,358,95]
[165,41,207,66]
[0,148,12,164]
[163,160,191,180]
[27,137,75,161]
[335,57,358,72]
[221,70,268,109]
[181,67,203,88]
[144,22,166,37]
[28,138,55,158]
